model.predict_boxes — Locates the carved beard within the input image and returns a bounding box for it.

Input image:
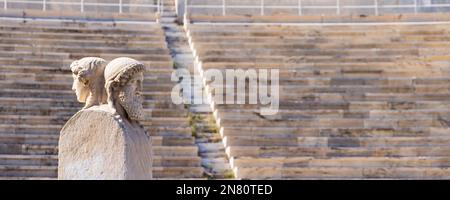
[118,88,145,122]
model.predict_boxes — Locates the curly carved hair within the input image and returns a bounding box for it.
[70,57,107,85]
[110,63,145,87]
[70,57,107,109]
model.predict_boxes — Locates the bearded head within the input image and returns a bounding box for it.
[104,57,145,122]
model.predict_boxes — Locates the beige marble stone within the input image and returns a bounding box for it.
[58,106,153,180]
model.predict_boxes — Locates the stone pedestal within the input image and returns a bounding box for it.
[58,106,153,180]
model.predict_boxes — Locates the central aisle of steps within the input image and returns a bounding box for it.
[160,0,234,179]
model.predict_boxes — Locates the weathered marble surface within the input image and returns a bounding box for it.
[58,105,153,180]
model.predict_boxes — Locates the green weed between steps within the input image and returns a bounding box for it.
[223,169,235,179]
[187,112,202,137]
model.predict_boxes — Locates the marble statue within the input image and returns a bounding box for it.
[59,57,153,180]
[104,57,146,125]
[70,57,107,109]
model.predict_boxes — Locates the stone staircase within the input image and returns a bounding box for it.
[160,0,234,179]
[0,19,203,179]
[192,113,234,179]
[185,23,450,179]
